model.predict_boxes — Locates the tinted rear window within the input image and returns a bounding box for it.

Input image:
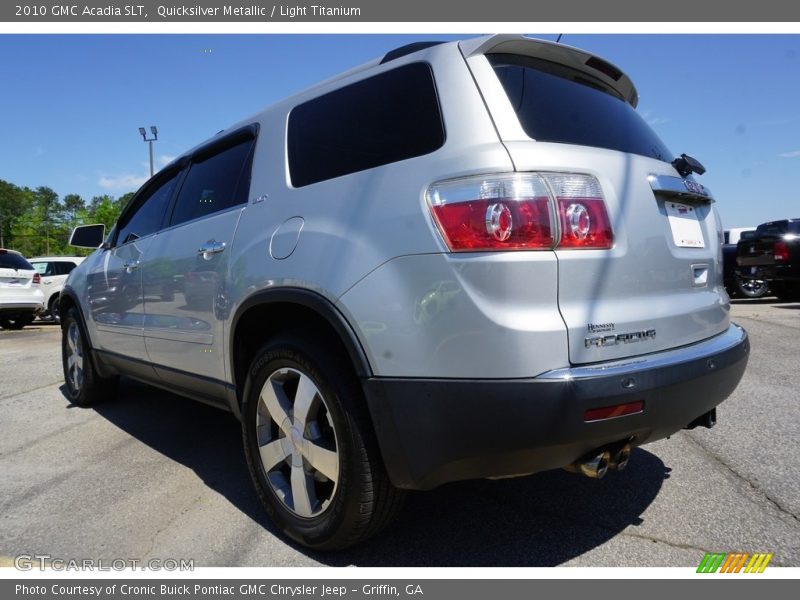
[288,62,445,187]
[0,252,33,270]
[488,54,672,163]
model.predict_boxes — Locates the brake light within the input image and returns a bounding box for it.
[427,173,613,252]
[32,273,41,284]
[774,240,790,262]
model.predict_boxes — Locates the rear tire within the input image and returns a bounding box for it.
[61,307,118,407]
[241,332,404,550]
[735,276,769,299]
[0,315,35,330]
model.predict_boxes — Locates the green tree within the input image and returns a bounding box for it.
[0,179,28,248]
[62,193,85,225]
[88,196,123,232]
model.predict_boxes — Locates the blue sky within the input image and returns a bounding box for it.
[0,34,798,228]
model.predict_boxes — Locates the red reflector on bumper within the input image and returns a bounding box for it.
[584,400,644,422]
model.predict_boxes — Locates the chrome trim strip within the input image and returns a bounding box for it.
[143,328,213,345]
[537,324,746,380]
[96,323,143,336]
[648,174,714,202]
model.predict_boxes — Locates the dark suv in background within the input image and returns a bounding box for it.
[736,219,800,301]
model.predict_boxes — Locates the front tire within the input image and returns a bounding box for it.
[241,333,404,550]
[61,307,118,407]
[49,294,62,323]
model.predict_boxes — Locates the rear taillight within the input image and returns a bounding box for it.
[774,240,790,262]
[427,173,613,252]
[32,273,41,284]
[547,173,613,249]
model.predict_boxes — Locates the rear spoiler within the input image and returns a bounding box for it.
[459,34,639,107]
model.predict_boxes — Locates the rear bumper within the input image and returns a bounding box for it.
[364,324,749,490]
[737,264,799,283]
[0,301,44,314]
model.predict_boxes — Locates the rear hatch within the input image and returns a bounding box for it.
[461,36,729,365]
[0,251,37,294]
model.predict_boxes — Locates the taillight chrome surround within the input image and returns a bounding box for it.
[426,172,613,252]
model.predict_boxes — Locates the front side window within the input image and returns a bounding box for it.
[169,139,254,227]
[31,262,50,275]
[116,171,181,246]
[287,62,445,187]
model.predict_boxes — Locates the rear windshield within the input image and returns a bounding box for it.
[0,252,33,270]
[755,220,800,236]
[488,54,672,163]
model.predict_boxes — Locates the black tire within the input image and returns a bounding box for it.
[49,294,62,324]
[61,307,118,407]
[735,276,769,299]
[241,332,404,550]
[0,314,35,330]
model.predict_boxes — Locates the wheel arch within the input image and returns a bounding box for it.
[229,288,373,406]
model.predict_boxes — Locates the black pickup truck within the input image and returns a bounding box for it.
[736,218,800,301]
[723,230,768,298]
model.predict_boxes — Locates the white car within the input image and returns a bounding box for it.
[29,256,86,323]
[0,249,45,330]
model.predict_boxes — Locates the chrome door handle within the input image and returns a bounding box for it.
[43,281,52,284]
[123,261,140,273]
[198,240,226,260]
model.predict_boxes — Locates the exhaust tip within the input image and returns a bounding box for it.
[609,445,632,471]
[573,450,611,479]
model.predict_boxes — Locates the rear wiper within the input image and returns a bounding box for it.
[672,153,706,178]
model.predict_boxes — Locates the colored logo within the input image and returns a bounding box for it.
[697,552,773,573]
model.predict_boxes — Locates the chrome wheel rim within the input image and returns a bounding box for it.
[256,367,339,518]
[65,322,84,393]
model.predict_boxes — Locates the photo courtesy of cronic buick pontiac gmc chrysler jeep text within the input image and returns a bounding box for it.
[61,35,749,550]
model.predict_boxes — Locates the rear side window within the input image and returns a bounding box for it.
[169,139,254,227]
[287,62,445,187]
[0,252,33,270]
[117,171,181,245]
[488,54,673,163]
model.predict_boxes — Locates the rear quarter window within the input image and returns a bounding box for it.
[287,62,445,187]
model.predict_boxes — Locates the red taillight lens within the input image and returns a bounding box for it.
[774,240,790,262]
[557,198,614,249]
[430,198,553,250]
[427,174,554,251]
[546,172,613,249]
[32,273,41,284]
[427,173,613,252]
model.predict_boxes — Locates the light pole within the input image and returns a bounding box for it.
[139,126,158,177]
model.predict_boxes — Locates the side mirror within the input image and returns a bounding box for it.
[69,224,106,249]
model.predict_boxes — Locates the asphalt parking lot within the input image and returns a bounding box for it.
[1,300,798,568]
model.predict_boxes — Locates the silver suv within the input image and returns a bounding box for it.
[62,35,749,550]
